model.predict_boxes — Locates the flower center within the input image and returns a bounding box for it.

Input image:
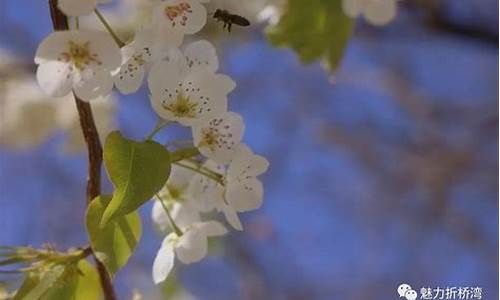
[162,93,198,118]
[167,184,183,201]
[164,3,192,26]
[133,54,146,66]
[60,41,101,71]
[200,128,220,150]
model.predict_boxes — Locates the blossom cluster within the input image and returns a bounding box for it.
[34,0,268,284]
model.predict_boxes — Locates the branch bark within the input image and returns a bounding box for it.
[48,1,117,299]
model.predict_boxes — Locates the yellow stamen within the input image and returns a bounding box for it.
[162,93,198,118]
[61,40,100,71]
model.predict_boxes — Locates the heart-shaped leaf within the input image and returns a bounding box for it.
[101,131,170,226]
[86,195,142,277]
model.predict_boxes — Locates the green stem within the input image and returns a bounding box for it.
[146,120,171,141]
[155,194,183,236]
[173,161,224,185]
[169,147,199,162]
[94,9,125,47]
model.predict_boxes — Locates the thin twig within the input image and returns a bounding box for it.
[47,1,117,299]
[155,194,183,236]
[94,9,125,47]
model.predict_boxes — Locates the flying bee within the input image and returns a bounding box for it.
[212,9,250,32]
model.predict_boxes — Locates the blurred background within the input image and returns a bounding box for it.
[0,0,498,299]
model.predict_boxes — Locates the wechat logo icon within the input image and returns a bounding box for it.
[398,283,418,300]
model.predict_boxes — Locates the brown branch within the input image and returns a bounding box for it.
[48,1,117,299]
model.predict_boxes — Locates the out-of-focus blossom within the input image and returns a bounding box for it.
[56,94,116,154]
[152,165,201,232]
[1,76,61,148]
[342,0,398,25]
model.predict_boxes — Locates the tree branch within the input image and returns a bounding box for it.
[48,1,117,299]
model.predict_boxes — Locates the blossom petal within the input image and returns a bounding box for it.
[189,162,225,213]
[149,62,230,126]
[342,0,362,18]
[154,0,207,35]
[172,202,201,228]
[35,31,71,64]
[36,61,74,97]
[148,59,188,96]
[148,66,184,122]
[196,220,228,236]
[126,28,167,64]
[35,30,121,71]
[81,30,121,71]
[364,0,396,25]
[189,68,235,98]
[152,237,175,284]
[211,73,236,96]
[226,178,263,212]
[73,66,113,101]
[184,40,218,73]
[192,112,245,164]
[168,165,195,191]
[222,205,243,231]
[175,228,207,264]
[227,144,269,180]
[114,58,145,94]
[152,200,170,232]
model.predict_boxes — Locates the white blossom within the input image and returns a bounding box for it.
[342,0,397,25]
[192,112,244,164]
[188,160,225,213]
[148,47,235,126]
[58,0,112,17]
[152,221,227,284]
[35,30,121,101]
[187,159,243,230]
[152,165,201,232]
[113,29,166,94]
[225,144,269,212]
[152,0,209,46]
[183,40,219,73]
[189,145,269,230]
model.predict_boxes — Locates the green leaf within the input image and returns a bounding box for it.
[42,260,101,300]
[266,0,353,70]
[101,131,171,226]
[0,257,28,267]
[13,274,40,299]
[14,261,102,300]
[86,195,142,277]
[13,265,65,300]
